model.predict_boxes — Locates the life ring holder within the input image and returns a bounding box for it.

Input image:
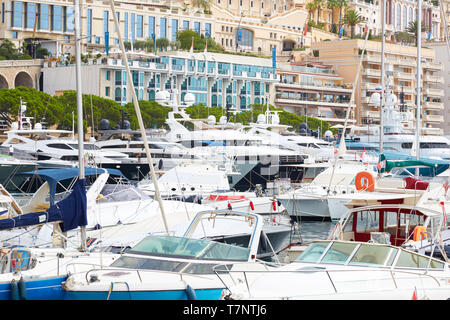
[355,171,375,192]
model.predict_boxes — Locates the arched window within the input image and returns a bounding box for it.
[149,90,155,100]
[211,94,218,107]
[396,4,401,30]
[402,5,407,30]
[408,7,413,25]
[115,87,121,101]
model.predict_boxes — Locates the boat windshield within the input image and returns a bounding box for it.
[97,184,150,202]
[126,235,250,261]
[296,241,445,269]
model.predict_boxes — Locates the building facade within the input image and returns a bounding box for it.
[311,39,445,134]
[274,60,354,124]
[43,50,280,110]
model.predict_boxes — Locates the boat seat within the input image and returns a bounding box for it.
[404,177,429,190]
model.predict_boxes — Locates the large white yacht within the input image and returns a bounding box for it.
[1,104,130,169]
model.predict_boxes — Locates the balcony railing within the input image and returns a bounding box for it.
[423,101,444,110]
[423,88,444,97]
[423,114,444,122]
[424,74,444,84]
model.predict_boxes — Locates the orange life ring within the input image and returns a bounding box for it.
[355,171,375,192]
[412,226,427,242]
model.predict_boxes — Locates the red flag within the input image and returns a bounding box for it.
[364,25,369,35]
[411,288,418,300]
[303,23,308,36]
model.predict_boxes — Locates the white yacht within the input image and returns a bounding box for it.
[164,106,307,190]
[1,110,130,169]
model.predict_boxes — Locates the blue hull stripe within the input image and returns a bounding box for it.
[0,276,70,300]
[68,288,223,300]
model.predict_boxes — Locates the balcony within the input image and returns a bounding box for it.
[423,101,444,110]
[394,86,414,94]
[362,68,381,78]
[394,58,416,67]
[275,96,353,108]
[423,74,444,84]
[362,82,382,91]
[363,55,382,64]
[365,110,380,119]
[276,82,353,94]
[423,114,444,123]
[394,71,415,81]
[423,87,444,97]
[422,61,443,71]
[422,127,444,135]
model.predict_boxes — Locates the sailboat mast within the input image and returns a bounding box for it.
[379,0,386,155]
[415,0,422,163]
[74,0,86,251]
[109,0,170,234]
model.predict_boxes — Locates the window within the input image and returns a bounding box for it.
[136,15,143,37]
[1,3,5,23]
[66,6,74,33]
[296,242,329,262]
[183,20,189,30]
[160,17,167,38]
[148,16,155,37]
[114,12,120,32]
[130,13,135,42]
[205,23,211,38]
[171,19,178,41]
[194,21,200,34]
[52,5,63,31]
[26,2,36,29]
[105,70,110,81]
[320,242,356,264]
[395,251,430,269]
[105,87,110,97]
[12,1,23,27]
[104,10,109,35]
[349,244,398,266]
[124,12,128,41]
[86,8,92,42]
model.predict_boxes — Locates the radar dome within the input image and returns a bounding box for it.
[299,123,308,130]
[386,93,397,105]
[155,90,170,103]
[184,92,195,106]
[99,119,110,130]
[34,123,42,130]
[11,122,18,130]
[219,116,227,125]
[120,120,131,130]
[272,114,280,125]
[257,114,266,124]
[324,130,333,138]
[207,115,216,125]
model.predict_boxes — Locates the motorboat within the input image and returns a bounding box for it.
[62,210,275,300]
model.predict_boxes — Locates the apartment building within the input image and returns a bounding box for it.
[311,39,445,134]
[43,50,280,110]
[273,60,354,125]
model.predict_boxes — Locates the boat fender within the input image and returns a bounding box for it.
[185,285,197,300]
[10,279,19,300]
[355,171,375,192]
[272,201,277,211]
[158,159,163,170]
[227,202,232,210]
[412,226,428,242]
[18,277,26,300]
[249,201,254,210]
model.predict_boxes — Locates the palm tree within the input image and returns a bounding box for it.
[192,0,212,13]
[336,0,347,34]
[343,9,364,38]
[313,0,326,25]
[306,1,317,22]
[407,20,427,46]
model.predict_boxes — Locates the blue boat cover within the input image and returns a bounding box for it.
[0,179,87,232]
[16,167,128,205]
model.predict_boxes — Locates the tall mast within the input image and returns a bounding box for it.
[379,0,386,156]
[74,0,86,251]
[415,0,422,163]
[109,0,170,234]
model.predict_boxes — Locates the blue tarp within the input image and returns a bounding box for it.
[0,179,87,232]
[16,167,128,205]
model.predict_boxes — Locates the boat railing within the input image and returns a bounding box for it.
[213,266,443,298]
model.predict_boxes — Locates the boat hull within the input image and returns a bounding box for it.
[0,276,69,300]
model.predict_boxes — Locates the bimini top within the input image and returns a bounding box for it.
[16,167,128,204]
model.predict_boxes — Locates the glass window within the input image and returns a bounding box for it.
[160,17,167,38]
[235,28,253,49]
[356,210,380,233]
[103,10,109,34]
[171,19,178,41]
[105,87,110,96]
[52,5,63,31]
[105,70,110,81]
[194,21,200,34]
[12,1,23,27]
[130,13,135,42]
[66,6,74,33]
[320,242,357,264]
[205,23,211,38]
[136,15,143,37]
[148,16,155,37]
[349,244,398,266]
[86,8,92,42]
[296,241,329,262]
[124,12,128,42]
[183,20,189,30]
[395,250,430,269]
[114,12,119,32]
[26,2,36,29]
[2,3,5,24]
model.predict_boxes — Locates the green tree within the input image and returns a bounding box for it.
[407,20,427,47]
[313,0,326,25]
[343,9,364,38]
[306,1,317,22]
[192,0,212,13]
[156,37,170,51]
